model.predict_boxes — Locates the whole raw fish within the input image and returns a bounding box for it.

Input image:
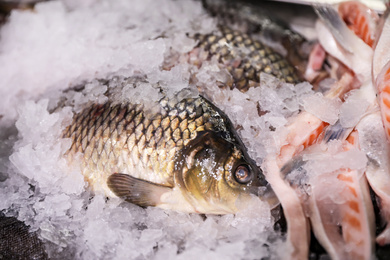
[201,0,320,85]
[62,77,274,214]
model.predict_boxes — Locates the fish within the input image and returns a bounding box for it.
[263,71,356,260]
[314,4,373,83]
[370,6,390,246]
[261,3,381,257]
[200,0,328,86]
[303,131,375,260]
[201,0,308,65]
[313,1,390,248]
[190,26,300,92]
[286,3,383,259]
[313,3,376,146]
[356,112,390,246]
[62,76,274,214]
[338,1,379,48]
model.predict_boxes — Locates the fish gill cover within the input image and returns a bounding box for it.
[0,0,365,259]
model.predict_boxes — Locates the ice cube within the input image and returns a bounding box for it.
[301,93,341,124]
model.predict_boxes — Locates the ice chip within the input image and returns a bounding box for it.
[301,92,341,124]
[140,229,163,242]
[294,81,314,96]
[34,194,72,217]
[303,143,368,177]
[339,91,370,128]
[59,168,85,195]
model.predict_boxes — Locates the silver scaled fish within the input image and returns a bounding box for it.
[62,77,273,214]
[195,0,309,91]
[192,26,300,92]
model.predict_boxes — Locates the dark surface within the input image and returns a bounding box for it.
[372,188,390,260]
[0,213,48,260]
[0,0,49,15]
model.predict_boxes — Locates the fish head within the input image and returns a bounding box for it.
[175,130,274,214]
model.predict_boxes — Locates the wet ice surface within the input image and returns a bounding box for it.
[0,0,374,259]
[0,0,286,259]
[1,97,279,258]
[0,0,212,121]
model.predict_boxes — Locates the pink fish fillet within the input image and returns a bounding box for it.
[356,112,390,246]
[315,4,373,83]
[375,62,390,142]
[372,63,390,244]
[371,6,390,245]
[304,43,327,83]
[338,1,379,48]
[264,3,378,257]
[307,131,375,260]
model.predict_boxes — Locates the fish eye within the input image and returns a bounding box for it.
[234,164,253,184]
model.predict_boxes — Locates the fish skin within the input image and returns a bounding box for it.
[192,26,300,92]
[366,4,390,246]
[314,4,373,83]
[201,0,306,49]
[304,131,375,260]
[201,0,309,82]
[62,77,271,214]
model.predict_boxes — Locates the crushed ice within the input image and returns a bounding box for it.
[0,0,279,259]
[0,0,374,259]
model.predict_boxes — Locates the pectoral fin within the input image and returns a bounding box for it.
[107,173,173,207]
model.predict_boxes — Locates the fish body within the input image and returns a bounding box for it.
[63,77,270,214]
[201,0,312,83]
[192,26,300,92]
[201,0,306,53]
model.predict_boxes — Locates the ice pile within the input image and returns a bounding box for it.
[194,59,315,160]
[0,0,214,122]
[0,0,284,259]
[339,88,371,128]
[1,91,278,259]
[0,0,375,259]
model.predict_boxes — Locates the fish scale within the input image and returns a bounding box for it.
[64,84,237,189]
[193,26,300,91]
